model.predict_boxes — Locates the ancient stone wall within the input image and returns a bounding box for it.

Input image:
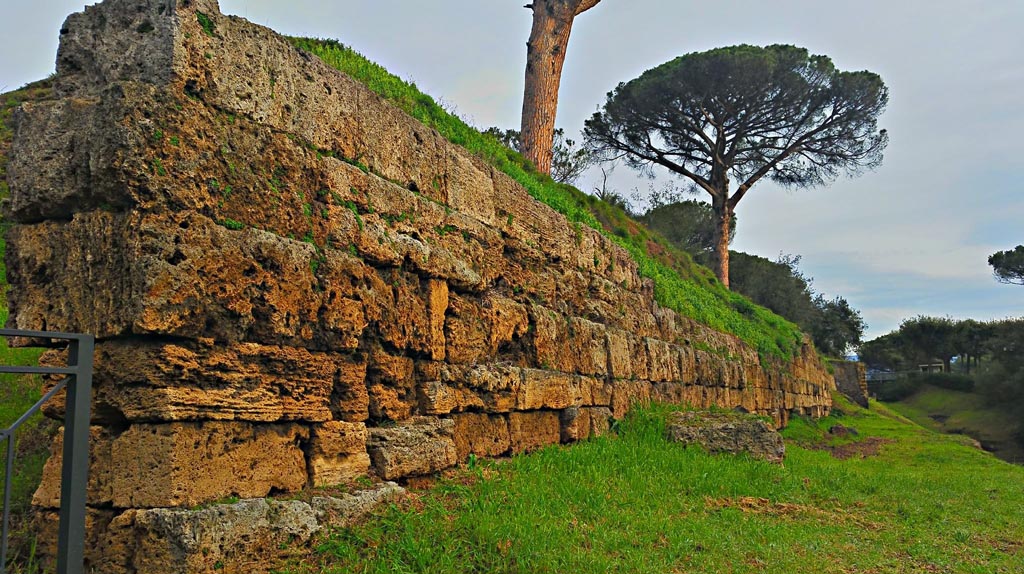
[832,360,869,407]
[5,0,833,571]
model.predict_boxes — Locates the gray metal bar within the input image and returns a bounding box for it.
[0,329,89,341]
[0,366,77,376]
[3,379,70,437]
[1,435,14,574]
[55,335,92,574]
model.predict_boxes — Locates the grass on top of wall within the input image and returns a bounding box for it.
[288,38,805,362]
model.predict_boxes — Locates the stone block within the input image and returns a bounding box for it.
[309,421,371,486]
[367,350,417,421]
[508,411,561,454]
[451,413,511,459]
[367,417,458,480]
[40,341,364,424]
[666,410,785,464]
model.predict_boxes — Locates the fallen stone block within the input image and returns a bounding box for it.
[666,410,785,464]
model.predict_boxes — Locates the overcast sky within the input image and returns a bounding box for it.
[2,1,1022,338]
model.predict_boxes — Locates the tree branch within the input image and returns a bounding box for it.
[575,0,603,15]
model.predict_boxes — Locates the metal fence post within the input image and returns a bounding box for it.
[0,330,93,574]
[56,335,93,574]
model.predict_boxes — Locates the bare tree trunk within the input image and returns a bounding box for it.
[521,0,601,175]
[711,197,732,288]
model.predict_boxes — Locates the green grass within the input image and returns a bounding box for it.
[288,38,805,362]
[283,396,1023,574]
[884,385,1024,463]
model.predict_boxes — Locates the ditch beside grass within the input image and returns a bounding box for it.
[281,396,1024,574]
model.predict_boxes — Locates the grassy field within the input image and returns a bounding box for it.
[283,396,1024,574]
[884,385,1024,464]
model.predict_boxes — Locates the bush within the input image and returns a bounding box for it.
[907,372,975,393]
[870,377,923,402]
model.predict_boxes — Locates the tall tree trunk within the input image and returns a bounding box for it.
[711,197,732,288]
[521,0,601,175]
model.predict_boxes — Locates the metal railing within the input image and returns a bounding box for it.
[1,329,93,574]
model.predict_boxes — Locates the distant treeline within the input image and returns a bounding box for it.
[861,316,1024,445]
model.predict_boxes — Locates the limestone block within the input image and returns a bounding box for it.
[38,422,309,509]
[31,507,122,574]
[6,211,377,349]
[517,369,583,410]
[666,410,785,464]
[367,350,417,421]
[309,421,371,486]
[367,417,458,480]
[426,279,449,360]
[417,380,485,415]
[445,152,496,225]
[310,482,407,527]
[529,305,570,372]
[33,427,116,508]
[130,498,318,574]
[444,294,491,364]
[606,328,634,380]
[451,413,511,459]
[111,422,309,508]
[560,406,613,442]
[567,317,609,377]
[610,380,652,420]
[508,411,561,454]
[646,338,680,382]
[484,294,529,356]
[41,341,362,423]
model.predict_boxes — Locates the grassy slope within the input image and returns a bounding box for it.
[884,385,1024,464]
[285,396,1023,574]
[288,38,806,363]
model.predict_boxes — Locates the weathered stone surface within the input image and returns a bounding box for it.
[367,349,417,421]
[451,413,511,458]
[309,421,371,486]
[310,482,407,526]
[666,410,786,464]
[34,484,405,574]
[41,340,364,423]
[367,417,458,479]
[509,411,561,454]
[832,360,869,408]
[9,1,839,570]
[560,407,613,442]
[33,426,116,508]
[35,422,310,509]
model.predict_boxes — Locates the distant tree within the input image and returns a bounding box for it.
[483,127,593,184]
[808,295,866,357]
[642,200,735,258]
[520,0,603,175]
[954,318,993,373]
[988,245,1024,285]
[728,252,819,327]
[858,332,908,371]
[584,44,889,287]
[899,316,959,372]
